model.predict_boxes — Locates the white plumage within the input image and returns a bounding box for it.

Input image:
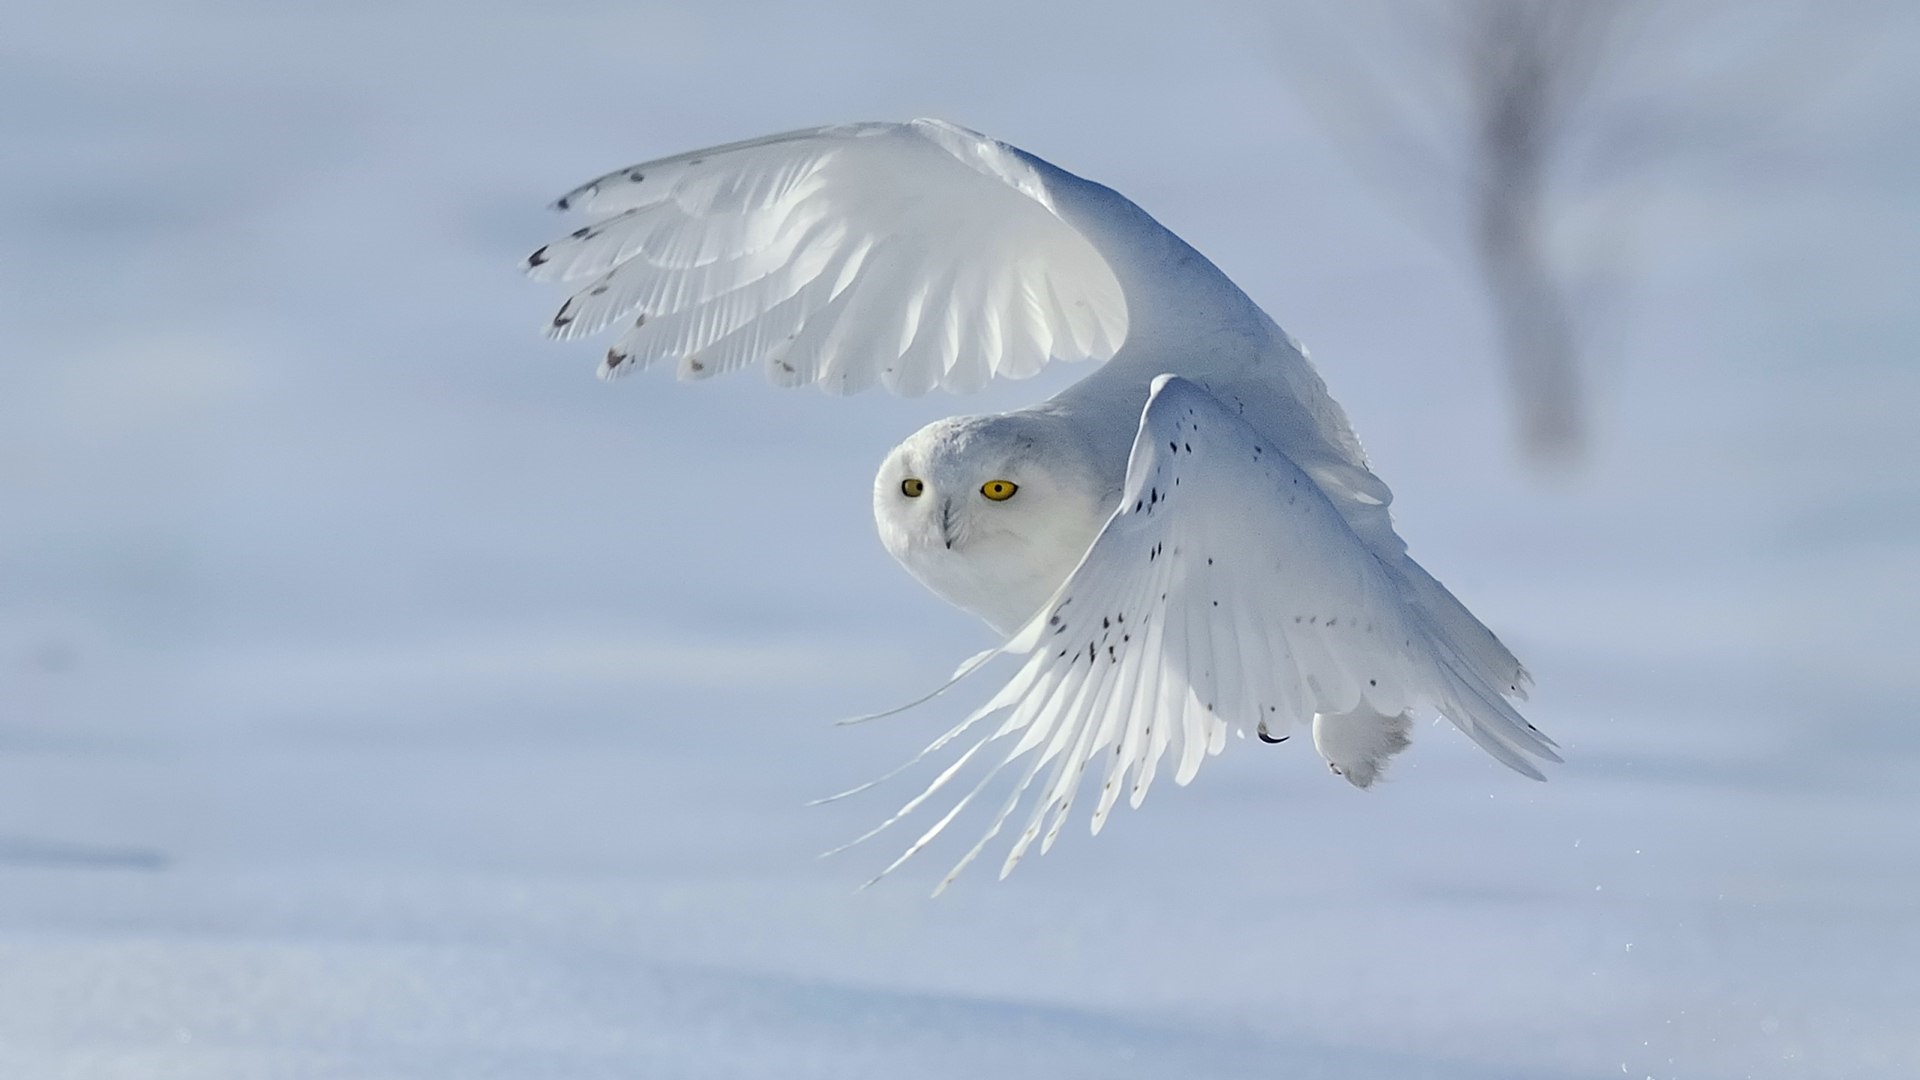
[528,119,1558,890]
[528,122,1126,391]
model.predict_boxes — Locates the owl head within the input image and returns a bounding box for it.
[873,412,1111,633]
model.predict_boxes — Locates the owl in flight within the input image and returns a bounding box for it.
[527,119,1557,890]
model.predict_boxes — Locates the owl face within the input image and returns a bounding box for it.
[873,413,1110,634]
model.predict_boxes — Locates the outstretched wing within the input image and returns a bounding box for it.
[853,376,1558,892]
[527,120,1128,394]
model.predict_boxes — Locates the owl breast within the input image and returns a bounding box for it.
[891,522,1098,635]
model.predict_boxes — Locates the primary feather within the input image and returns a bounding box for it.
[529,119,1557,890]
[529,121,1126,391]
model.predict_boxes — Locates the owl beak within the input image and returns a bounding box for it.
[940,497,956,550]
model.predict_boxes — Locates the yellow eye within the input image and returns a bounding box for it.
[900,478,924,498]
[980,479,1018,501]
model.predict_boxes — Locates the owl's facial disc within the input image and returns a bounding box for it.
[894,478,1017,550]
[873,412,1109,632]
[878,417,1041,552]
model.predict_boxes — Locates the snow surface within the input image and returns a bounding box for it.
[3,2,1916,1078]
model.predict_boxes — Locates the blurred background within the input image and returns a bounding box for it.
[2,1,1915,1077]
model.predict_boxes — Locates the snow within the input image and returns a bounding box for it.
[3,2,1916,1078]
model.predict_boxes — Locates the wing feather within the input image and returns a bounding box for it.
[1092,565,1168,834]
[530,120,1128,395]
[856,376,1558,890]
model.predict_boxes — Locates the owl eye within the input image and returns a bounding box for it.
[900,478,925,498]
[980,479,1019,501]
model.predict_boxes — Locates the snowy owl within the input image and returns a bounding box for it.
[527,119,1558,889]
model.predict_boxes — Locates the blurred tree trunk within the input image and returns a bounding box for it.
[1265,1,1857,472]
[1461,0,1632,464]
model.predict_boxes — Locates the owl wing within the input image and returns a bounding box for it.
[527,120,1128,394]
[853,376,1558,893]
